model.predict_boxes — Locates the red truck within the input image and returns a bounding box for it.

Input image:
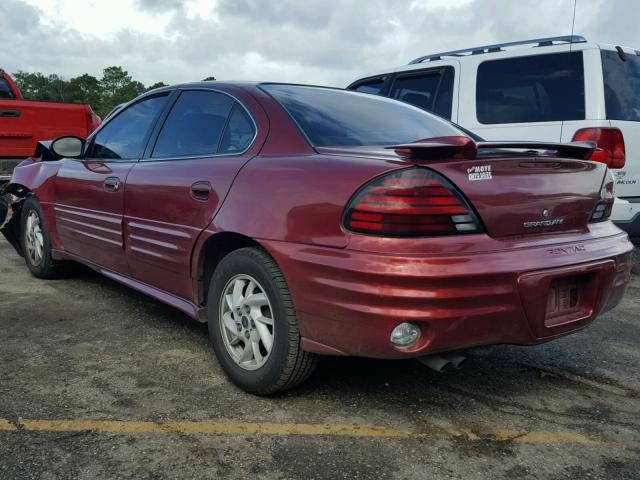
[0,69,101,183]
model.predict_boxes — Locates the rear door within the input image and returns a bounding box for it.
[123,88,263,300]
[386,63,459,122]
[54,93,170,273]
[349,61,460,122]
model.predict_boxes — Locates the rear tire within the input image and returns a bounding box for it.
[20,196,68,279]
[207,247,317,395]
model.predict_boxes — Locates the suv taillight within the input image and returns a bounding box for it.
[590,169,614,223]
[572,128,625,168]
[86,110,101,133]
[343,168,482,236]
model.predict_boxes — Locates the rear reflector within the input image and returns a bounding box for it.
[572,128,625,168]
[344,168,482,236]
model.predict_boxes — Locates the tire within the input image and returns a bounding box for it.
[20,196,68,278]
[207,247,317,395]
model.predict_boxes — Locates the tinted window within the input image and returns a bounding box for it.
[476,52,585,124]
[262,84,465,148]
[0,78,15,99]
[601,50,640,122]
[389,67,454,119]
[152,90,234,158]
[352,78,386,95]
[219,104,255,153]
[87,95,168,159]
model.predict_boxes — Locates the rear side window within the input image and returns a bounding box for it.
[476,52,585,124]
[87,94,168,159]
[0,78,15,99]
[389,67,454,119]
[351,77,386,95]
[601,50,640,121]
[219,104,255,153]
[152,90,234,158]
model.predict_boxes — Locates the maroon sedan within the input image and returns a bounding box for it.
[0,83,633,394]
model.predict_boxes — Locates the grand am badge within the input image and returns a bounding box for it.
[467,165,492,181]
[523,218,564,228]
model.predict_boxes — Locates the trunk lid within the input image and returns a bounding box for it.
[426,155,605,238]
[317,140,607,239]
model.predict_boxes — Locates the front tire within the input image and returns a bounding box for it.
[20,196,67,278]
[207,247,317,395]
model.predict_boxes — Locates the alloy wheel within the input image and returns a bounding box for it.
[219,274,275,370]
[25,210,44,266]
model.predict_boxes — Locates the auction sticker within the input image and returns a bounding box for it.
[467,165,492,181]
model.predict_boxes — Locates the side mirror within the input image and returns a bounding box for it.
[51,136,85,159]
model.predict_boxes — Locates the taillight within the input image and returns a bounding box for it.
[86,110,101,133]
[590,169,614,223]
[572,128,625,168]
[343,168,482,236]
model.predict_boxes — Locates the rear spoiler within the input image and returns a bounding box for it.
[386,136,598,161]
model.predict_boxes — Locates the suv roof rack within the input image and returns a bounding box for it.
[408,35,587,64]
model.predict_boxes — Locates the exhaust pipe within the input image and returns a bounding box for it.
[417,355,452,372]
[441,353,466,369]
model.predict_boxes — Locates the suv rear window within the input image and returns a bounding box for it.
[0,78,15,99]
[389,67,454,119]
[476,52,585,124]
[601,50,640,122]
[261,84,465,148]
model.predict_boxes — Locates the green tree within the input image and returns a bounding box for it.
[67,74,101,106]
[12,66,168,117]
[98,66,146,113]
[12,71,53,101]
[146,81,168,91]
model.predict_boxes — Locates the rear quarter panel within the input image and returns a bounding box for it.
[208,153,406,247]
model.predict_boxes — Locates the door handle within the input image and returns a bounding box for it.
[104,176,121,192]
[0,109,20,118]
[190,181,211,201]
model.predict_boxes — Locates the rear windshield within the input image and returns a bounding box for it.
[601,50,640,122]
[261,84,465,147]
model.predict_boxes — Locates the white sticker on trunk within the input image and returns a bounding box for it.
[467,165,492,181]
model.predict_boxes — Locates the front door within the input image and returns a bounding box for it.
[54,93,170,273]
[124,88,261,300]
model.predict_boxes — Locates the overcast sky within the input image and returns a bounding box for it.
[3,0,639,87]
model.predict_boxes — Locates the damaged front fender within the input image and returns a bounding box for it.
[0,185,27,256]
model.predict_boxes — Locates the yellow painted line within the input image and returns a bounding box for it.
[453,429,610,446]
[0,419,16,431]
[10,418,615,446]
[18,419,409,438]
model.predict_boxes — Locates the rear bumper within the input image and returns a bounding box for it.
[612,197,640,238]
[262,228,633,359]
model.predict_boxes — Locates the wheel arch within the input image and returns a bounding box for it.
[195,231,265,306]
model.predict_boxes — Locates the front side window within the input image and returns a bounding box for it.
[87,95,168,159]
[152,90,236,158]
[0,78,15,99]
[351,77,386,95]
[262,84,465,148]
[601,50,640,121]
[389,67,454,119]
[476,52,585,124]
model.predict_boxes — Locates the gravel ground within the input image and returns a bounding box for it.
[0,237,638,480]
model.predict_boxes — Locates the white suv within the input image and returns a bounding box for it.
[348,35,640,243]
